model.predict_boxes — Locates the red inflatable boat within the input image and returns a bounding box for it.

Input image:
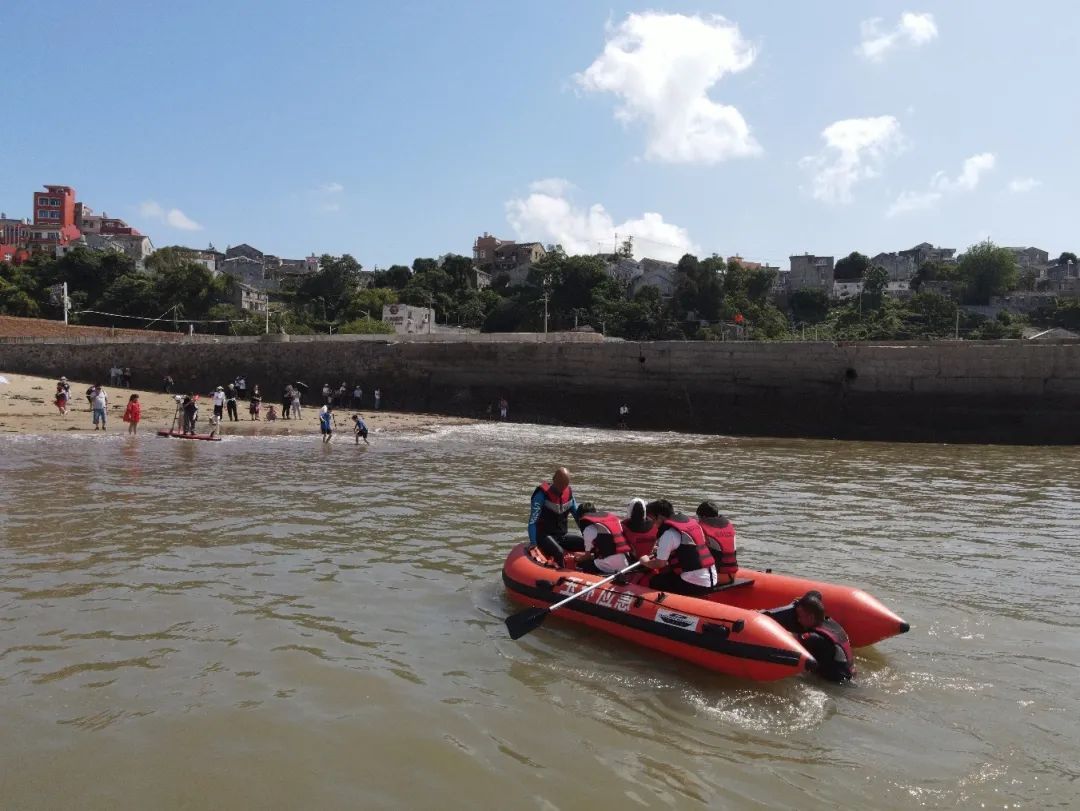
[503,544,815,681]
[503,544,909,680]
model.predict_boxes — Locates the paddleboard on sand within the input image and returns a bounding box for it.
[156,431,222,442]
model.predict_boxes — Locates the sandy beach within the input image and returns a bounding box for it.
[0,372,476,437]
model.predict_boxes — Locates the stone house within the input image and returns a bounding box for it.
[788,254,834,293]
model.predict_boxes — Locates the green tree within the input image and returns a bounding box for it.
[1057,251,1078,264]
[862,265,889,309]
[790,289,830,324]
[372,264,412,290]
[296,254,364,321]
[956,241,1019,304]
[834,252,870,281]
[343,286,398,321]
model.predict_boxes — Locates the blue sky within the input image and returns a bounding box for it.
[3,1,1078,267]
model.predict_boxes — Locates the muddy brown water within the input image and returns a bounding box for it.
[1,425,1077,809]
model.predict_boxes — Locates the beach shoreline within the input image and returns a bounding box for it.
[0,372,477,437]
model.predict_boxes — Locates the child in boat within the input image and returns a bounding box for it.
[351,414,369,445]
[122,393,141,434]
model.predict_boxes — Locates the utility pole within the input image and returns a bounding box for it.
[543,291,550,335]
[62,282,69,325]
[428,293,433,334]
[954,307,960,340]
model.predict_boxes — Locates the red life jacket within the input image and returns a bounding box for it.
[698,517,737,575]
[621,519,658,558]
[802,618,855,681]
[534,482,573,538]
[657,515,715,575]
[579,512,631,559]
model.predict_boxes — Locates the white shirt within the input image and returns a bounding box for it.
[655,527,717,587]
[582,525,630,574]
[374,390,381,399]
[92,389,108,409]
[212,391,225,407]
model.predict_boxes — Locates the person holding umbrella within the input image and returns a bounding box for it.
[292,381,308,418]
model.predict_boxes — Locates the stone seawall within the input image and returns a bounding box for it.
[2,338,1078,444]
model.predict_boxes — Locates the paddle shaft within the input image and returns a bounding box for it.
[546,560,643,613]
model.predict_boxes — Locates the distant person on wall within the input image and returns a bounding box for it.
[91,385,108,431]
[226,384,239,421]
[291,387,303,419]
[121,367,132,388]
[352,413,369,445]
[212,386,226,421]
[162,374,174,394]
[122,393,141,435]
[352,384,363,409]
[374,388,382,411]
[498,397,509,420]
[249,385,262,420]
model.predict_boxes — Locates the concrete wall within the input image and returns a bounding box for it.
[2,338,1079,443]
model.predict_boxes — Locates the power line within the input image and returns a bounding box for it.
[74,309,240,324]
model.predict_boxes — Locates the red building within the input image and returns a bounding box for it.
[30,185,81,249]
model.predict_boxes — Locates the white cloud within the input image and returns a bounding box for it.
[505,181,698,262]
[888,152,996,217]
[931,152,995,192]
[858,12,939,62]
[1007,177,1042,193]
[138,200,203,231]
[529,178,576,197]
[800,116,904,204]
[320,181,345,194]
[575,12,761,164]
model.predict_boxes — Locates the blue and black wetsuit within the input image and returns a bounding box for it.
[528,483,584,565]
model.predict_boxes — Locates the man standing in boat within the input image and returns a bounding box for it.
[528,467,584,567]
[637,500,720,597]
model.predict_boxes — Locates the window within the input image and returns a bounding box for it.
[38,210,49,219]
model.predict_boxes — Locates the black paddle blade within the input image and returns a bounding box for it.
[505,607,549,640]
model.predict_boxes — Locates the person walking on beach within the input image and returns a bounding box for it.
[319,404,336,443]
[121,367,132,388]
[91,384,108,431]
[249,385,262,420]
[291,386,303,419]
[374,388,382,411]
[321,383,331,406]
[352,384,363,409]
[352,413,369,445]
[122,393,141,435]
[54,381,69,415]
[108,364,120,387]
[226,384,238,421]
[162,374,174,394]
[499,397,509,420]
[237,376,247,400]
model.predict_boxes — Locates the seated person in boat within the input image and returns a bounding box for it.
[569,503,634,575]
[763,591,855,683]
[622,497,658,558]
[529,467,584,567]
[695,501,738,586]
[638,500,721,597]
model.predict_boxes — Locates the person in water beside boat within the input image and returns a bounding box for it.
[529,467,584,566]
[763,591,855,683]
[638,499,721,597]
[568,503,634,575]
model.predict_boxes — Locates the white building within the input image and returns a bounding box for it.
[382,303,434,334]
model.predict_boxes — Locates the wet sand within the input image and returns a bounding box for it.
[0,372,475,436]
